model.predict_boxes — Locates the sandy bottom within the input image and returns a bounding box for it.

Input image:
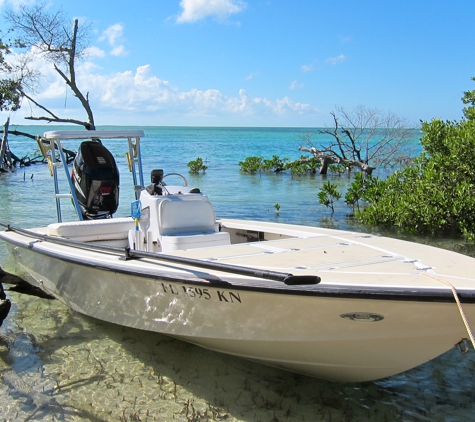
[0,289,474,421]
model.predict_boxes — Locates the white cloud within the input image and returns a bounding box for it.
[289,80,303,90]
[74,65,315,120]
[339,36,352,44]
[4,46,316,124]
[301,63,314,72]
[4,45,60,95]
[325,54,345,65]
[99,23,128,57]
[111,45,127,57]
[80,61,100,73]
[0,0,35,10]
[259,96,312,115]
[99,24,124,45]
[176,0,247,23]
[40,79,67,99]
[224,89,250,113]
[85,46,105,58]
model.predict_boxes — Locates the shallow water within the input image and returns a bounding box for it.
[1,126,475,421]
[1,290,475,422]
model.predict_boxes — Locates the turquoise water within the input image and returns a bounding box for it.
[1,126,474,421]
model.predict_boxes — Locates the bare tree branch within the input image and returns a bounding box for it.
[299,105,416,175]
[5,3,95,130]
[21,91,59,119]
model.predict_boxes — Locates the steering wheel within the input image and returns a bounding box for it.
[161,173,188,187]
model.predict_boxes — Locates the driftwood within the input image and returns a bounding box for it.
[6,129,36,140]
[299,145,376,175]
[0,118,40,169]
[0,122,77,170]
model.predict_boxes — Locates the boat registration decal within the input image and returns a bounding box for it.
[161,283,242,303]
[340,312,384,322]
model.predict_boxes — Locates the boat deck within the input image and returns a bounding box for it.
[208,219,475,292]
[3,218,475,297]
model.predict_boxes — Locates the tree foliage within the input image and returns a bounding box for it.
[299,105,415,175]
[354,83,475,239]
[0,36,23,112]
[0,78,22,112]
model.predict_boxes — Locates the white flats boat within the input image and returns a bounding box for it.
[1,129,474,383]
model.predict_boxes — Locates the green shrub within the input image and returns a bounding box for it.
[263,155,289,172]
[187,157,208,173]
[239,156,264,173]
[318,180,341,215]
[328,164,346,174]
[286,156,320,174]
[356,117,475,239]
[345,172,382,212]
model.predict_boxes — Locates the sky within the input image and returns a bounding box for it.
[0,0,475,127]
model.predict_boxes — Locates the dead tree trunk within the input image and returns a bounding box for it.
[0,118,12,172]
[299,145,376,175]
[319,156,334,175]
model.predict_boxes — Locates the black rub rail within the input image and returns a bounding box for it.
[0,222,321,286]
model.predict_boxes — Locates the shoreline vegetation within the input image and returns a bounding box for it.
[3,102,475,242]
[233,83,475,241]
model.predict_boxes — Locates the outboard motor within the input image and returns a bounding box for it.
[72,141,120,219]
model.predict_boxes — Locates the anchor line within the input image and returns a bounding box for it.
[424,272,475,352]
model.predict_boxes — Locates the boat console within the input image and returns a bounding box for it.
[128,170,231,252]
[38,130,230,253]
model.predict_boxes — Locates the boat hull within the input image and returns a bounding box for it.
[2,233,474,383]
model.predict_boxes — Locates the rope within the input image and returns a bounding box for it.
[424,272,475,352]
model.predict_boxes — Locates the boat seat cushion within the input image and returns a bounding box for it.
[161,231,231,251]
[158,198,216,236]
[47,217,135,241]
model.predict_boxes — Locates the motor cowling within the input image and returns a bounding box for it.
[72,141,119,219]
